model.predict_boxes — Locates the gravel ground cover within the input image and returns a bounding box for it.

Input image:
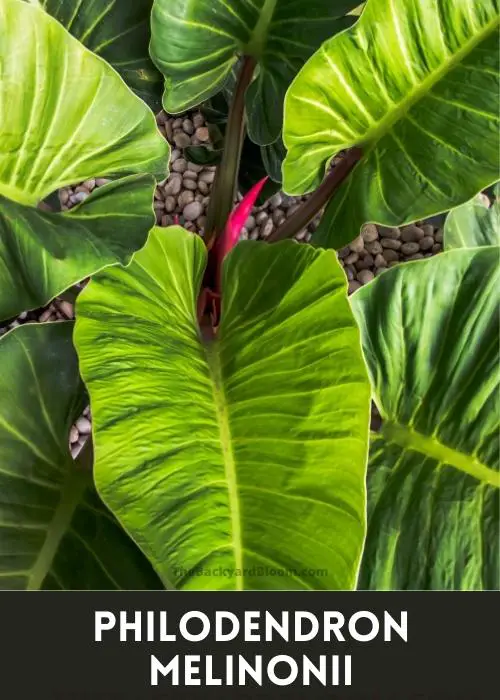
[1,109,447,451]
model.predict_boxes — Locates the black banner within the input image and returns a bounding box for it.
[1,592,497,698]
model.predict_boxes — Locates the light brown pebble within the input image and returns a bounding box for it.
[357,269,375,285]
[39,308,54,322]
[421,224,434,238]
[198,181,210,195]
[183,170,199,181]
[361,224,379,243]
[59,301,74,318]
[195,127,210,142]
[165,196,176,212]
[172,159,187,173]
[401,242,420,255]
[338,246,350,260]
[164,174,182,196]
[432,243,442,254]
[272,209,286,226]
[401,224,424,242]
[435,229,444,243]
[366,240,383,255]
[69,426,79,444]
[356,254,374,270]
[76,416,91,435]
[197,216,206,230]
[183,201,204,221]
[170,148,181,162]
[199,170,215,184]
[183,179,198,191]
[344,266,355,281]
[348,280,361,294]
[187,162,205,173]
[256,211,268,225]
[178,190,195,208]
[83,179,96,191]
[407,253,424,260]
[246,216,256,231]
[59,189,69,205]
[344,252,359,265]
[173,131,191,149]
[381,238,401,250]
[374,253,387,268]
[193,113,205,129]
[383,249,400,263]
[349,235,364,253]
[378,226,401,239]
[419,236,434,251]
[182,119,194,135]
[260,219,274,238]
[95,178,111,187]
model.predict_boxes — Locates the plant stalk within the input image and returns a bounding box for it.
[268,148,363,242]
[205,56,257,246]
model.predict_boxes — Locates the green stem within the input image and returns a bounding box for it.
[205,56,257,245]
[268,148,363,243]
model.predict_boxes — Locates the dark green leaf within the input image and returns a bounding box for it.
[283,0,499,248]
[0,175,156,322]
[351,248,500,589]
[150,0,357,145]
[0,322,161,590]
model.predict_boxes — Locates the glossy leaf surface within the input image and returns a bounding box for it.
[0,0,169,206]
[283,0,499,248]
[445,194,499,250]
[351,248,500,589]
[26,0,163,108]
[0,322,161,590]
[150,0,357,145]
[0,176,156,322]
[75,226,371,590]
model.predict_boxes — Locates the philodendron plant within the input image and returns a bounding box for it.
[0,0,498,590]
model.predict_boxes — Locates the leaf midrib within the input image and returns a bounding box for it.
[205,341,244,589]
[382,421,499,488]
[26,466,90,590]
[361,14,499,152]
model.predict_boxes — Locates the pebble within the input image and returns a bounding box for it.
[374,254,387,268]
[361,224,379,243]
[401,242,420,256]
[382,249,400,263]
[357,269,375,285]
[178,190,194,208]
[401,225,424,242]
[348,280,361,294]
[173,131,191,149]
[349,235,364,253]
[172,159,187,173]
[379,226,401,239]
[183,201,204,221]
[381,238,401,250]
[164,174,182,196]
[419,236,434,251]
[69,426,79,444]
[195,127,210,142]
[76,416,91,435]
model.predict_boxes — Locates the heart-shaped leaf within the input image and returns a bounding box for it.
[150,0,357,146]
[283,0,499,248]
[1,0,169,206]
[351,248,499,589]
[75,226,371,590]
[445,194,499,250]
[25,0,163,109]
[0,322,161,590]
[0,176,157,322]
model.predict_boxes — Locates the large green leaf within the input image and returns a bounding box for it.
[75,226,371,590]
[0,0,169,206]
[27,0,163,109]
[0,175,156,322]
[283,0,499,248]
[0,322,161,590]
[445,194,499,250]
[150,0,357,146]
[351,248,499,589]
